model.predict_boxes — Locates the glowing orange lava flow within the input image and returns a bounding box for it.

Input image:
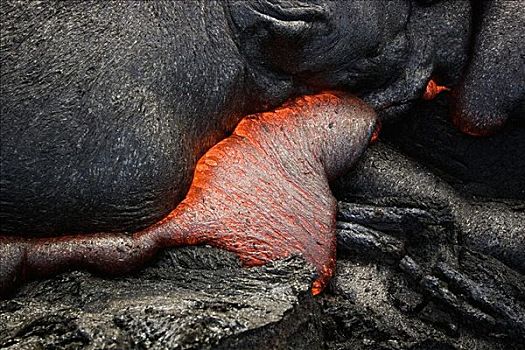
[0,92,377,297]
[423,79,450,100]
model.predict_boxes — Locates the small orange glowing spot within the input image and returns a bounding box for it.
[311,280,323,296]
[423,79,450,100]
[370,120,381,144]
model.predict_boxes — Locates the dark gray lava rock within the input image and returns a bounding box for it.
[326,98,525,349]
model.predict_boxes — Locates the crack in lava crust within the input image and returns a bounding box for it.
[0,92,376,297]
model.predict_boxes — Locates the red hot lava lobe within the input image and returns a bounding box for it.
[0,92,376,296]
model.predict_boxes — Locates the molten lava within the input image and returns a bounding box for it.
[0,92,377,297]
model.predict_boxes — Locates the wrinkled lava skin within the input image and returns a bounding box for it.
[0,1,523,293]
[0,93,376,296]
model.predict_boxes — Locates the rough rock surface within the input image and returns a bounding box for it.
[1,96,524,349]
[1,249,321,349]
